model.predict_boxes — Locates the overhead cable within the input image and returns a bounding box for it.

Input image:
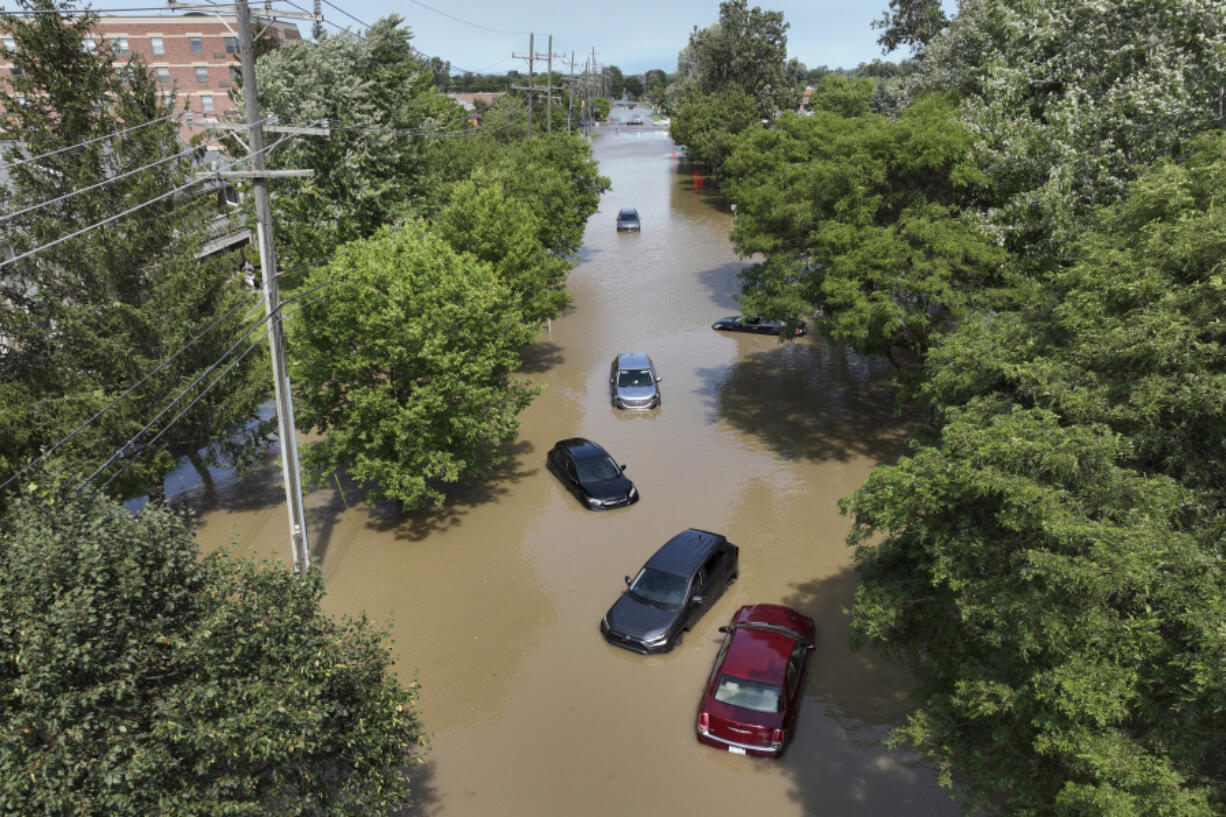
[0,112,181,171]
[0,117,301,273]
[1,143,200,223]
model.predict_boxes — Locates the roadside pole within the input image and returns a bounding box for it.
[235,0,312,574]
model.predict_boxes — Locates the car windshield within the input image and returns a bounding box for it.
[627,567,688,609]
[617,369,653,388]
[619,210,637,219]
[713,674,783,713]
[576,455,621,482]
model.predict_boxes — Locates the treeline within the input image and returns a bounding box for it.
[667,0,1226,813]
[0,3,606,812]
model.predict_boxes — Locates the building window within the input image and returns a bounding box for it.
[150,36,164,55]
[110,37,129,54]
[195,66,209,83]
[160,92,175,107]
[82,37,97,52]
[2,37,16,53]
[230,66,241,84]
[200,94,214,113]
[156,67,171,83]
[189,36,203,54]
[224,36,237,54]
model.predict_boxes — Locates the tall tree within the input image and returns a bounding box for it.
[894,0,1226,266]
[287,223,539,510]
[250,16,467,269]
[721,96,1006,368]
[681,0,800,116]
[845,133,1226,816]
[0,0,267,501]
[872,0,948,53]
[0,478,424,815]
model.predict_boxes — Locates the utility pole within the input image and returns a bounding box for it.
[235,0,311,574]
[567,49,575,134]
[511,33,536,137]
[545,35,553,133]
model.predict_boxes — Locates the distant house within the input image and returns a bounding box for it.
[798,86,815,115]
[448,92,505,127]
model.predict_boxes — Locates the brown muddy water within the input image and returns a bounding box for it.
[191,119,959,817]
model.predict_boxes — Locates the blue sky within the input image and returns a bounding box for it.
[314,0,916,76]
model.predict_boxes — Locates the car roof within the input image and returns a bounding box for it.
[618,208,639,217]
[614,352,652,369]
[644,528,726,576]
[556,437,610,462]
[732,604,816,642]
[719,626,794,685]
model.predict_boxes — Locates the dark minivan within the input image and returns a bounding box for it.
[600,528,739,654]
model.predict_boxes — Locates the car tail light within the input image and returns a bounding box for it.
[698,712,709,735]
[770,728,784,748]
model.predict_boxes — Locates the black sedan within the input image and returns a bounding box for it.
[547,438,638,510]
[711,315,807,337]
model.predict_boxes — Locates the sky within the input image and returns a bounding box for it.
[312,0,906,76]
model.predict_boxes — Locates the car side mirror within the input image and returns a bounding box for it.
[806,642,816,651]
[624,575,631,585]
[692,595,705,606]
[718,626,728,633]
[655,376,662,382]
[620,463,628,471]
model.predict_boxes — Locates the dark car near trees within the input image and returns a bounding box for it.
[696,604,816,758]
[616,208,641,232]
[600,528,739,654]
[547,438,638,510]
[711,315,807,336]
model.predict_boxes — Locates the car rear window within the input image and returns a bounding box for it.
[713,674,782,713]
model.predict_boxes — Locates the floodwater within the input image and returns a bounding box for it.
[192,117,960,817]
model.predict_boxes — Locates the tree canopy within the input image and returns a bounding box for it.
[0,0,267,502]
[845,131,1226,817]
[722,96,1005,368]
[286,223,539,510]
[0,480,423,815]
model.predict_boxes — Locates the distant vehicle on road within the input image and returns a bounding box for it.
[610,352,661,410]
[628,116,645,125]
[616,208,641,232]
[711,315,807,336]
[696,604,816,758]
[547,438,638,510]
[600,528,739,654]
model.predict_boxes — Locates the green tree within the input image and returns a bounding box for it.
[896,0,1226,265]
[872,0,948,53]
[0,1,267,501]
[806,73,875,117]
[605,64,625,97]
[250,16,467,269]
[436,176,572,323]
[0,479,423,815]
[668,89,760,172]
[845,133,1226,816]
[623,75,644,98]
[486,132,610,258]
[287,223,539,509]
[722,97,1006,368]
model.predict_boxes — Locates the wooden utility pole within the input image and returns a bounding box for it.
[511,33,536,137]
[235,0,311,574]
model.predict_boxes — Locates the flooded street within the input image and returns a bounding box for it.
[193,118,959,817]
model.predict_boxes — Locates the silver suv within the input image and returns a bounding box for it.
[610,352,661,409]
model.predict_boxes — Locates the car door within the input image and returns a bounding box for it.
[783,641,809,731]
[564,456,583,497]
[684,568,709,629]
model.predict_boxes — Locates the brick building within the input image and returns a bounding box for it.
[1,13,301,142]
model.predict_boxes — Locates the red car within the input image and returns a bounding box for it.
[695,604,816,757]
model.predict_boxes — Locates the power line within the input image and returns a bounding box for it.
[320,0,367,29]
[0,112,182,171]
[94,324,271,492]
[0,291,262,493]
[402,0,526,36]
[1,143,200,223]
[0,117,296,273]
